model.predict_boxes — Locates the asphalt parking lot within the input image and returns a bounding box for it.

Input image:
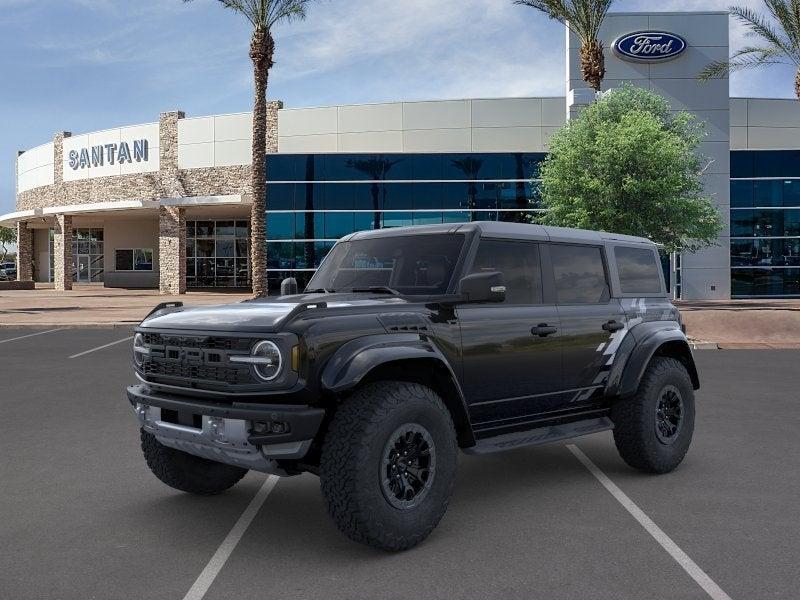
[1,328,799,600]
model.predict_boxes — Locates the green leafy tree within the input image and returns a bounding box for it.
[537,84,723,253]
[515,0,615,91]
[699,2,800,99]
[0,226,15,262]
[184,0,318,297]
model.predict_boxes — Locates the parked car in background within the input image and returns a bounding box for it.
[0,262,15,280]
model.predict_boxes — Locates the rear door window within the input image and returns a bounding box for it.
[550,244,610,304]
[615,246,662,294]
[470,239,543,304]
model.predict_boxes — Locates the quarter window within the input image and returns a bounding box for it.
[550,244,609,304]
[470,240,542,304]
[615,246,662,294]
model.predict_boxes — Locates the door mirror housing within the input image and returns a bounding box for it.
[458,271,506,304]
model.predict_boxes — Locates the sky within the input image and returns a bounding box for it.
[1,0,797,216]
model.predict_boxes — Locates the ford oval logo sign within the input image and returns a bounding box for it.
[613,31,687,63]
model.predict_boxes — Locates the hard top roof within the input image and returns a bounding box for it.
[345,222,655,246]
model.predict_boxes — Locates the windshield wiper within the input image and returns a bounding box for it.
[350,286,401,295]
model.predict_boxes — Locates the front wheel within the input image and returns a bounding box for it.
[611,357,695,474]
[319,381,458,551]
[140,430,247,495]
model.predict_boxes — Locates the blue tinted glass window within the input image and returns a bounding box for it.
[267,154,298,181]
[516,153,547,179]
[267,242,295,269]
[324,212,355,238]
[731,180,754,208]
[267,184,295,210]
[732,268,800,296]
[382,212,413,228]
[382,182,412,210]
[754,180,783,207]
[324,183,355,210]
[498,182,520,209]
[413,212,443,225]
[293,212,322,240]
[295,183,324,211]
[498,211,530,224]
[411,182,443,209]
[474,153,504,179]
[411,154,443,180]
[731,210,754,237]
[473,182,499,210]
[754,150,800,177]
[443,211,471,223]
[444,155,485,180]
[442,183,469,209]
[730,151,754,178]
[785,210,800,236]
[354,211,378,233]
[266,213,294,240]
[784,180,800,207]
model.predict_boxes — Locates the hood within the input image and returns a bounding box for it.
[139,292,412,332]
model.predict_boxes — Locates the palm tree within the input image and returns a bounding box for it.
[185,0,316,297]
[699,2,800,100]
[514,0,615,92]
[347,157,404,230]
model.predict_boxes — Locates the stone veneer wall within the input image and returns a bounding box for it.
[158,206,186,295]
[53,214,73,291]
[15,222,33,281]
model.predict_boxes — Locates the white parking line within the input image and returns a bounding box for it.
[567,444,733,600]
[68,335,134,359]
[0,329,63,345]
[183,476,279,600]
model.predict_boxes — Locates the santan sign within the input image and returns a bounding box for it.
[68,139,149,170]
[613,31,687,62]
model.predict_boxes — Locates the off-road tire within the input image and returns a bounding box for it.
[140,430,247,495]
[320,381,458,551]
[611,357,695,474]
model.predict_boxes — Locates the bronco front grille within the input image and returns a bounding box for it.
[139,333,256,388]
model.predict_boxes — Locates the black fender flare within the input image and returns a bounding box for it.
[321,333,475,446]
[607,324,700,399]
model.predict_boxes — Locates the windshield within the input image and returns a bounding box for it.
[307,233,466,296]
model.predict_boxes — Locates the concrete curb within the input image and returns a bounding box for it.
[689,341,720,350]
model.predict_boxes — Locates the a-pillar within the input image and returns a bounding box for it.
[53,214,73,291]
[159,205,186,295]
[15,221,33,281]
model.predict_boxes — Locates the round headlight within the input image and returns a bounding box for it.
[251,340,282,381]
[133,333,146,367]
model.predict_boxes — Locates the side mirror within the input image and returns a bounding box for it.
[280,277,299,296]
[458,271,506,304]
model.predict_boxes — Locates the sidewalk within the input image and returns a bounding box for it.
[0,284,251,327]
[677,299,800,349]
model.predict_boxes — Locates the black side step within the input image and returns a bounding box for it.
[463,417,614,455]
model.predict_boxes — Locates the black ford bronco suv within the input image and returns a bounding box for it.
[128,222,698,551]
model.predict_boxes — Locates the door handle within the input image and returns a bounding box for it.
[603,320,625,333]
[532,324,558,337]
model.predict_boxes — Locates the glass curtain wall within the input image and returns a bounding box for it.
[265,152,546,291]
[186,220,251,288]
[731,150,800,297]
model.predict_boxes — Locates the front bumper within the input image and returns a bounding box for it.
[127,384,325,475]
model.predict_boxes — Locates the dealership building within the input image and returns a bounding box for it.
[4,10,800,299]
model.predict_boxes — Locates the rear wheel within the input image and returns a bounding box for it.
[140,430,247,495]
[319,381,458,551]
[611,357,695,474]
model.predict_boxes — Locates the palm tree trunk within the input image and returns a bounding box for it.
[580,40,605,92]
[249,27,274,298]
[796,68,800,101]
